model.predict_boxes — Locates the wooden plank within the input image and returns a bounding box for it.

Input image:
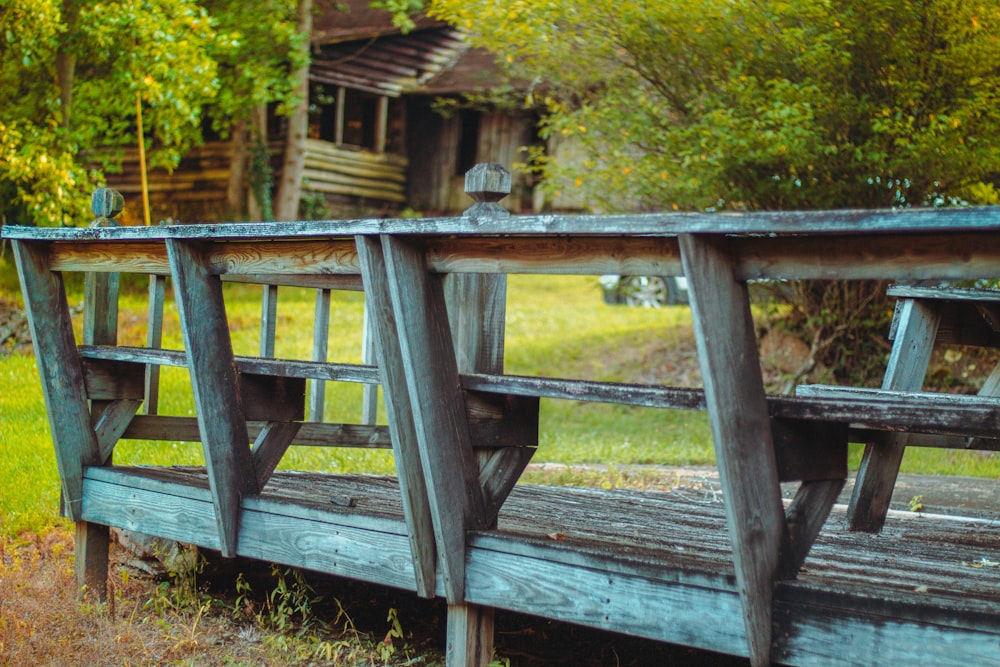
[251,422,302,488]
[465,392,539,450]
[12,241,101,522]
[356,235,437,598]
[886,284,1000,302]
[464,540,748,657]
[79,345,380,384]
[81,358,146,400]
[446,604,493,667]
[360,305,379,425]
[309,288,331,422]
[381,234,488,604]
[783,479,846,575]
[238,373,306,422]
[79,264,121,601]
[427,236,682,277]
[92,399,142,463]
[144,275,166,415]
[121,415,392,448]
[771,419,848,483]
[75,520,111,601]
[478,446,536,525]
[679,233,787,667]
[459,373,707,409]
[260,284,278,358]
[166,239,259,557]
[849,298,937,532]
[10,205,1000,241]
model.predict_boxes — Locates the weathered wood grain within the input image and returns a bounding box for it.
[679,233,787,667]
[356,235,437,598]
[77,467,1000,665]
[260,284,278,358]
[309,288,331,422]
[92,399,142,463]
[251,422,302,488]
[238,373,306,422]
[782,479,846,576]
[381,235,488,604]
[81,358,146,400]
[143,275,166,415]
[12,241,101,522]
[9,205,1000,241]
[167,239,258,557]
[121,416,393,448]
[79,345,380,384]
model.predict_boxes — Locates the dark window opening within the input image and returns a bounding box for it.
[308,83,338,142]
[456,109,481,176]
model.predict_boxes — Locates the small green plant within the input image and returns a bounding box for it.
[379,606,405,662]
[260,564,321,637]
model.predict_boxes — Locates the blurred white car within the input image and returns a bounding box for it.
[599,275,690,307]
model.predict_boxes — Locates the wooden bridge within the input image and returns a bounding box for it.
[4,165,1000,666]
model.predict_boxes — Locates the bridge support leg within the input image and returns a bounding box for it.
[680,234,788,667]
[848,299,939,531]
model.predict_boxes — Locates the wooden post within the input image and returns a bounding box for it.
[442,163,514,667]
[375,96,389,154]
[680,234,787,667]
[260,284,278,358]
[356,236,438,598]
[167,240,259,557]
[78,189,126,601]
[848,298,940,531]
[360,304,379,425]
[309,288,331,421]
[143,274,166,415]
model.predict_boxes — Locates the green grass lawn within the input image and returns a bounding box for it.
[0,255,996,538]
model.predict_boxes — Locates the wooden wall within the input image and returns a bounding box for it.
[102,139,408,224]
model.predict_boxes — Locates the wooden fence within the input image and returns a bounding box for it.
[4,165,1000,666]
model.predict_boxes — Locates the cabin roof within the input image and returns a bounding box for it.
[310,27,471,97]
[309,0,504,97]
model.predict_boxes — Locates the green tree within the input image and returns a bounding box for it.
[431,0,1000,385]
[0,0,302,226]
[432,0,1000,212]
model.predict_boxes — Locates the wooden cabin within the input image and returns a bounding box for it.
[103,3,539,223]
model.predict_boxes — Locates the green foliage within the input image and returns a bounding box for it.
[431,0,1000,382]
[0,0,303,226]
[432,0,1000,213]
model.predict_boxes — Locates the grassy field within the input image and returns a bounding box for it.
[1,254,997,539]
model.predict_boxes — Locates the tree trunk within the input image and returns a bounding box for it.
[273,0,313,221]
[55,1,81,130]
[226,118,248,219]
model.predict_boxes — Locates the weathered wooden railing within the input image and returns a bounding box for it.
[4,166,1000,666]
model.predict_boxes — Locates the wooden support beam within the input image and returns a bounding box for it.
[144,275,166,415]
[309,288,331,422]
[783,478,846,576]
[356,235,437,598]
[252,422,302,488]
[11,241,101,522]
[360,304,379,425]
[848,298,940,532]
[92,399,142,463]
[75,521,110,601]
[447,604,494,667]
[78,256,121,601]
[478,446,536,525]
[167,239,259,557]
[260,284,278,358]
[679,233,788,667]
[380,235,488,604]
